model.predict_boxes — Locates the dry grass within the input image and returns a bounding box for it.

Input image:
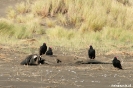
[6,0,133,31]
[0,0,133,54]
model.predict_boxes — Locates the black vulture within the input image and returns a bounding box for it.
[112,57,122,69]
[20,54,39,65]
[88,45,95,59]
[46,47,53,55]
[39,43,47,55]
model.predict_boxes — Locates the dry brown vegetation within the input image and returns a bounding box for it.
[0,0,133,54]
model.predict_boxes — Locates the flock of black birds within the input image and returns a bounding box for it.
[20,43,123,70]
[88,45,122,69]
[39,43,53,56]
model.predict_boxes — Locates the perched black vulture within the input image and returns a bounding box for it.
[46,47,53,55]
[112,57,122,69]
[39,43,47,55]
[20,54,39,65]
[88,45,95,59]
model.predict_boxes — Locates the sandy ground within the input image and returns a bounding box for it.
[0,44,133,88]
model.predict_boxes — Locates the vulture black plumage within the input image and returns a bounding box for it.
[112,57,122,69]
[88,45,95,59]
[46,47,53,55]
[39,43,47,55]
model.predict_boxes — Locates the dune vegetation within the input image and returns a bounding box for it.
[0,0,133,54]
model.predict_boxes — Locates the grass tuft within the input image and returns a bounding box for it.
[1,0,133,54]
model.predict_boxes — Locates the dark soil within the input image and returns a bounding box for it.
[0,44,133,88]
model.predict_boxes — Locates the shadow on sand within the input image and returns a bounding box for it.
[82,59,112,64]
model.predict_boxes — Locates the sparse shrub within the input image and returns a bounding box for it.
[0,18,43,39]
[6,7,17,19]
[45,18,55,28]
[31,0,51,17]
[15,1,30,14]
[46,26,75,40]
[0,20,15,36]
[57,13,67,26]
